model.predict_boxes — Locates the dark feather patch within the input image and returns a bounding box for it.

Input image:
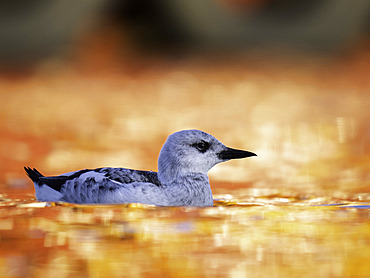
[39,176,68,192]
[192,140,210,153]
[97,168,161,186]
[24,167,43,183]
[66,169,92,180]
[38,169,93,192]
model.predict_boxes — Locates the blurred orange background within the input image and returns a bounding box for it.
[1,1,369,196]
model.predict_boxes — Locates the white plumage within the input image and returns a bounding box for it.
[25,129,256,207]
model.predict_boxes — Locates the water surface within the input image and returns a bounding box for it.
[0,187,369,278]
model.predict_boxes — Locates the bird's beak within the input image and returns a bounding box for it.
[218,147,257,160]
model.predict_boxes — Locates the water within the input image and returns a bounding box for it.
[0,188,369,278]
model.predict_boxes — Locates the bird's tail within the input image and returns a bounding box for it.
[24,167,44,182]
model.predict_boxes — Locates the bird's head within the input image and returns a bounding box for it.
[157,130,256,183]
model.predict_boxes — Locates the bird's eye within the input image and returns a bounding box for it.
[192,140,210,153]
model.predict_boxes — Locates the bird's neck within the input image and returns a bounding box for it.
[161,173,213,207]
[158,164,208,185]
[158,152,208,185]
[157,149,213,206]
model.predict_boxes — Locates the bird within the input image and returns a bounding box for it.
[24,129,256,207]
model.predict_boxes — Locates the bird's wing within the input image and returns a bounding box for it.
[38,167,161,203]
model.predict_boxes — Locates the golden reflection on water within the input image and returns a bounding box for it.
[0,194,369,278]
